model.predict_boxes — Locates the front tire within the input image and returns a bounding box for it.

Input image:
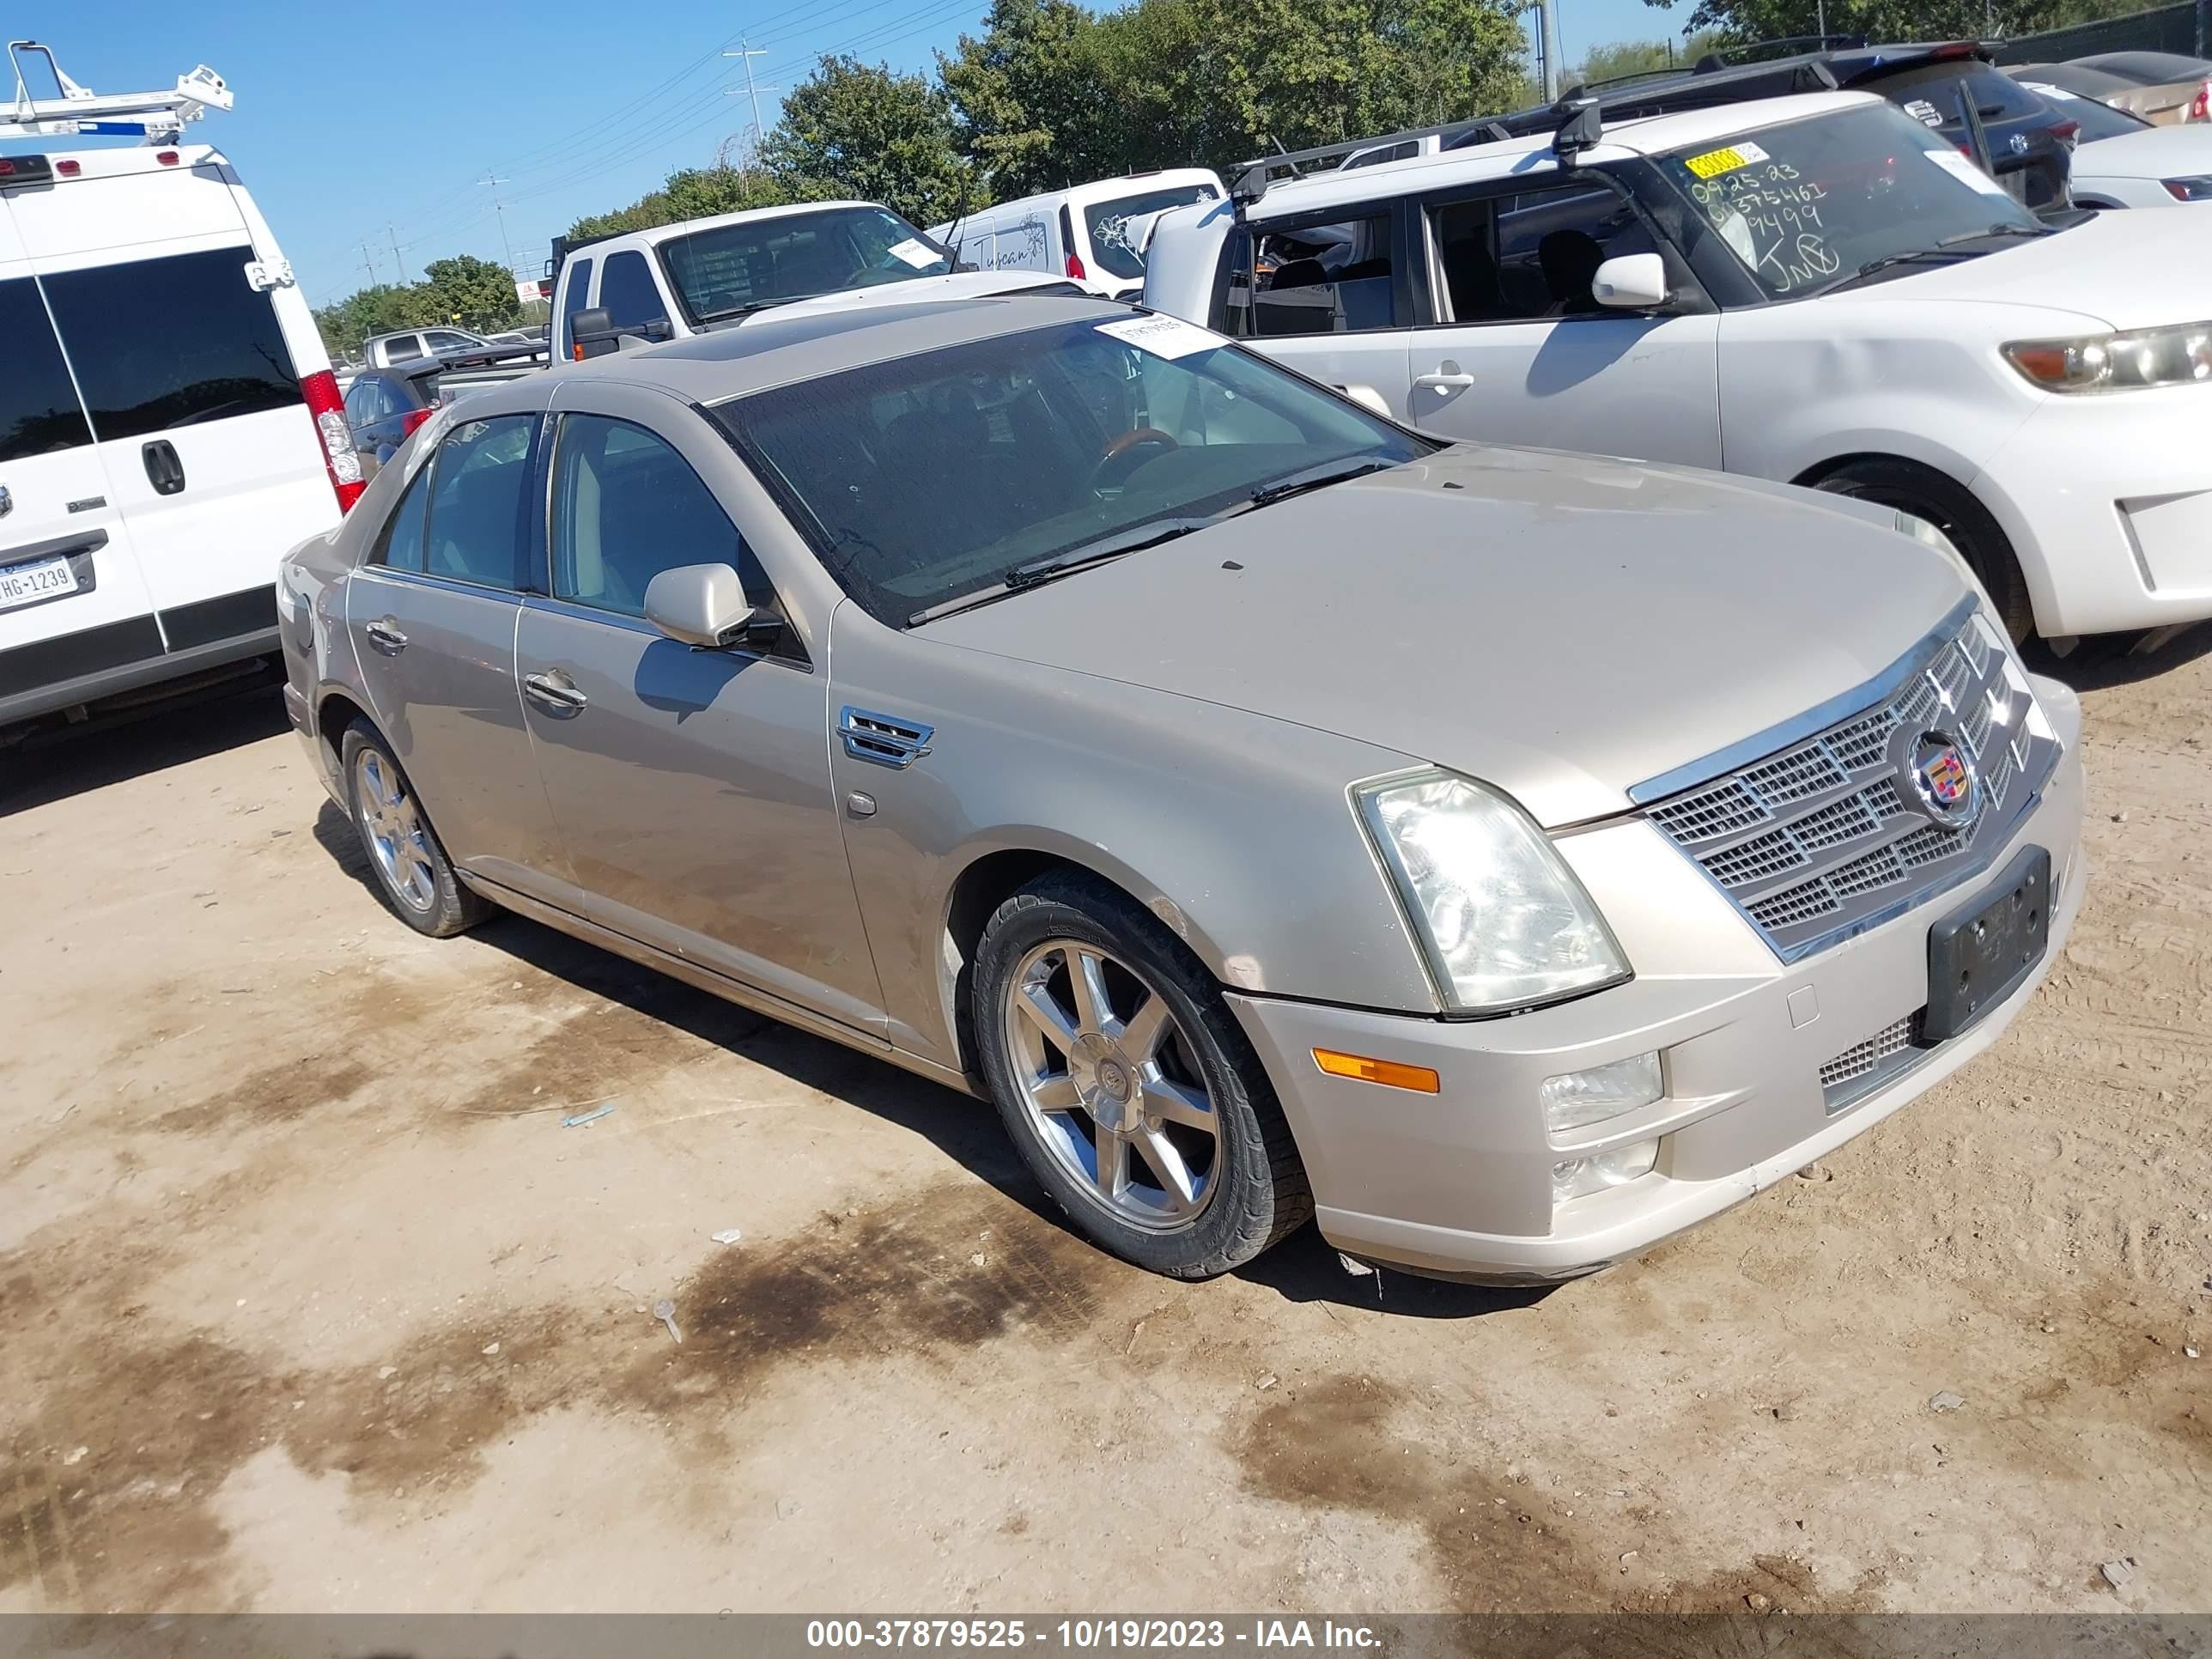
[341,720,490,939]
[1813,459,2035,644]
[973,872,1311,1278]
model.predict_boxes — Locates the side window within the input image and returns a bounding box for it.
[1431,182,1657,325]
[559,258,594,355]
[373,463,432,574]
[550,415,791,652]
[1241,214,1395,337]
[422,415,536,590]
[425,330,471,352]
[385,334,424,363]
[597,251,665,331]
[0,276,93,463]
[39,246,301,441]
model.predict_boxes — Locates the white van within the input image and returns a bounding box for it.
[928,168,1224,300]
[549,200,1074,362]
[1,143,354,737]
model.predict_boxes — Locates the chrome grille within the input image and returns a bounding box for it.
[1820,1009,1927,1110]
[1638,608,2060,962]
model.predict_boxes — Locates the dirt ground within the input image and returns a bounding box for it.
[1,638,2207,1619]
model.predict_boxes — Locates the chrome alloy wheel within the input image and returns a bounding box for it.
[1001,939,1219,1231]
[353,748,437,914]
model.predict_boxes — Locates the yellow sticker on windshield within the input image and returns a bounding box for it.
[1684,145,1751,179]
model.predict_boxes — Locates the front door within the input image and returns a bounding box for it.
[345,412,574,903]
[1401,175,1723,466]
[516,399,886,1036]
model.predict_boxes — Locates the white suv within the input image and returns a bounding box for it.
[1146,91,2212,642]
[2,143,355,738]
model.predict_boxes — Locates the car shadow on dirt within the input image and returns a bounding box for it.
[310,800,1532,1319]
[1,675,289,817]
[2029,620,2212,694]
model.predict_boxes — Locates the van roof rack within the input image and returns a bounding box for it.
[0,41,232,146]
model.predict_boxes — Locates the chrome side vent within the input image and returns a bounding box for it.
[840,706,935,769]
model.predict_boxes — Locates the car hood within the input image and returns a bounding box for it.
[2075,120,2212,179]
[926,445,1970,827]
[1840,210,2208,329]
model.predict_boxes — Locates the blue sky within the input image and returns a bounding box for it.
[32,0,1682,308]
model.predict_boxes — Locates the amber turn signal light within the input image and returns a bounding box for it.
[1312,1048,1440,1093]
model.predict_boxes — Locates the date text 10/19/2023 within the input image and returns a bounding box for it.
[805,1620,1382,1650]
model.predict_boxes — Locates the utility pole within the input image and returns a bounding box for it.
[721,40,778,177]
[1538,0,1564,100]
[359,241,379,289]
[388,223,408,285]
[481,172,515,272]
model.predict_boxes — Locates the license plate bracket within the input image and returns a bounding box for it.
[1924,845,2051,1042]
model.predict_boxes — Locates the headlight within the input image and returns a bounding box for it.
[2161,176,2212,201]
[2002,322,2212,392]
[1353,770,1630,1015]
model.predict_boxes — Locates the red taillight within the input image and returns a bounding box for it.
[298,368,366,514]
[2050,119,2079,147]
[55,159,79,177]
[400,406,435,437]
[2191,79,2211,121]
[0,160,15,177]
[156,149,179,167]
[1066,251,1086,280]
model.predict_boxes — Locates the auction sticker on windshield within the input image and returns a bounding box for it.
[887,238,939,269]
[0,554,78,611]
[1095,313,1224,359]
[1923,148,2011,198]
[1683,139,1771,179]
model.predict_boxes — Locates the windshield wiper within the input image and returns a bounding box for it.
[1812,247,1972,295]
[1246,458,1396,509]
[694,294,819,324]
[904,518,1217,628]
[1936,222,2055,246]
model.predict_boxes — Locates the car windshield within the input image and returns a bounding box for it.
[1652,102,2045,299]
[726,313,1429,624]
[2021,82,2151,140]
[1082,184,1219,280]
[657,205,953,325]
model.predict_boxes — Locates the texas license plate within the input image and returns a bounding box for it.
[1923,846,2051,1042]
[0,553,79,611]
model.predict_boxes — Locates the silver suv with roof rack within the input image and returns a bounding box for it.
[1146,87,2212,645]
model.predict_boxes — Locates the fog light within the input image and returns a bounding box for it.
[1541,1051,1662,1133]
[1552,1138,1660,1206]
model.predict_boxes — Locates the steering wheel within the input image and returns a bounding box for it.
[1089,427,1179,492]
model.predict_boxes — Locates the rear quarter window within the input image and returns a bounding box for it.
[41,246,301,441]
[0,276,93,462]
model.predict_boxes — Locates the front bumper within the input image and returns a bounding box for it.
[1977,383,2212,636]
[1228,678,2086,1283]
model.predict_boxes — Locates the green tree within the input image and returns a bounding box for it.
[1569,29,1726,87]
[419,253,523,331]
[762,56,971,227]
[1644,0,2072,46]
[941,0,1125,198]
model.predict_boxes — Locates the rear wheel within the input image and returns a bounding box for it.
[341,721,490,938]
[973,872,1310,1278]
[1812,459,2035,645]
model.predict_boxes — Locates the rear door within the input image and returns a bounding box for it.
[0,207,158,720]
[345,410,575,903]
[21,158,337,646]
[1225,204,1413,420]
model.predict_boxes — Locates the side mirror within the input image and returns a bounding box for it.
[570,307,616,359]
[643,562,757,648]
[1592,252,1669,309]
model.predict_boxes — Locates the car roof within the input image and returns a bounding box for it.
[2007,61,2140,96]
[553,293,1130,404]
[2073,49,2212,82]
[1243,91,1881,216]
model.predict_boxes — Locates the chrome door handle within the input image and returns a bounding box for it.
[363,618,409,653]
[523,670,588,712]
[1414,365,1475,392]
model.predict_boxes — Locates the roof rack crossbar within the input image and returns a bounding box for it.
[1,40,230,145]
